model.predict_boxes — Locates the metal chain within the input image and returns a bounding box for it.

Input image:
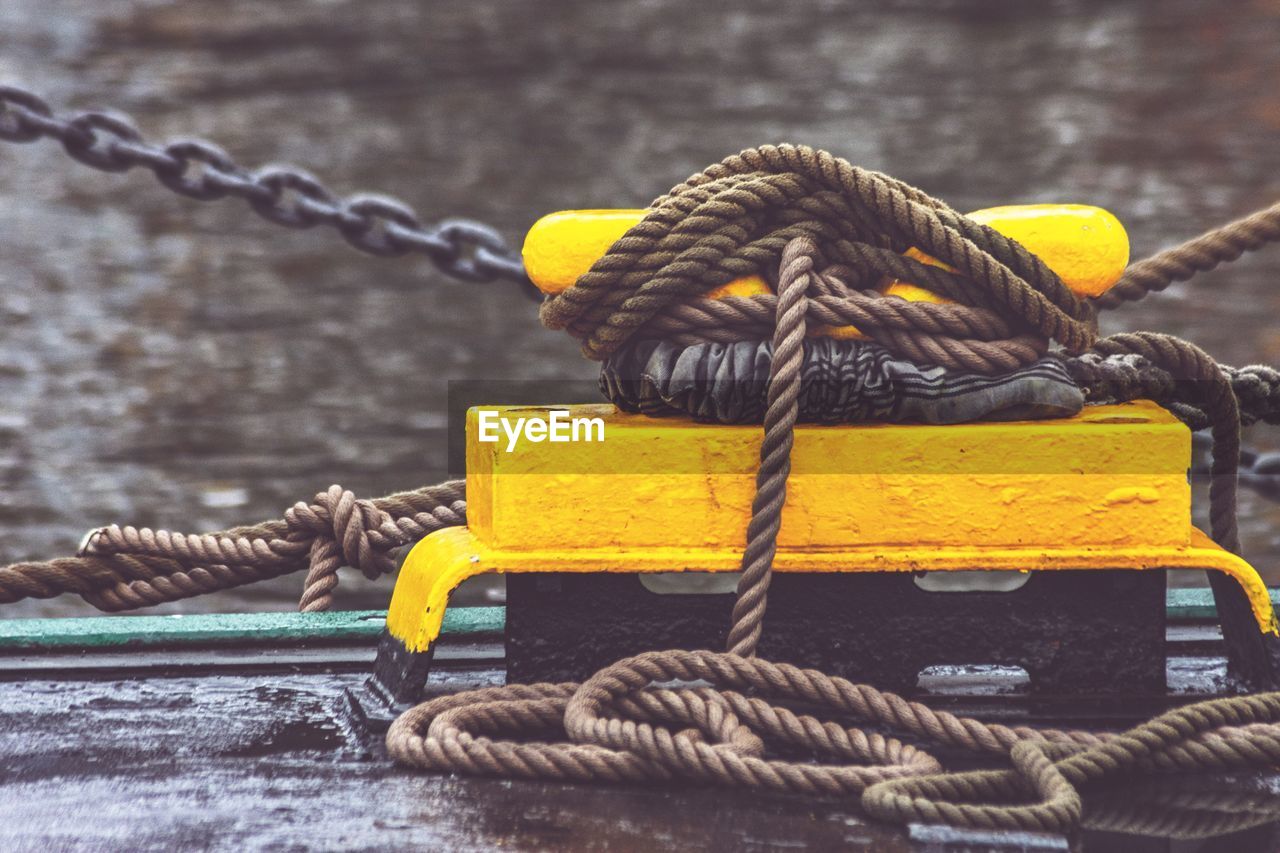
[0,84,539,298]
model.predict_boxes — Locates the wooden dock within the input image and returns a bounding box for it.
[1,598,1278,851]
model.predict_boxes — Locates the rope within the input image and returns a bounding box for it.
[0,481,465,612]
[1095,198,1280,309]
[724,237,812,656]
[539,144,1096,363]
[641,289,1049,374]
[390,149,1280,835]
[388,247,1101,800]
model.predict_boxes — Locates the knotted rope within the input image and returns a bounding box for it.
[0,481,465,612]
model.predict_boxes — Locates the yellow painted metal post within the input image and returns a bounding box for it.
[523,204,1129,297]
[384,401,1278,653]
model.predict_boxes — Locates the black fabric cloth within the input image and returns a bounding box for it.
[600,338,1084,425]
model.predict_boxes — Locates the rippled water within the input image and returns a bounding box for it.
[2,0,1280,616]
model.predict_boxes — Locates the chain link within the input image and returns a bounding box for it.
[0,84,540,298]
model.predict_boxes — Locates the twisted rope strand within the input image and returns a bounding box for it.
[540,145,1097,361]
[1097,199,1280,309]
[0,480,466,612]
[724,237,811,656]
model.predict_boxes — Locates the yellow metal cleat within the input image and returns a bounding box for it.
[356,202,1274,714]
[523,204,1129,339]
[376,401,1276,704]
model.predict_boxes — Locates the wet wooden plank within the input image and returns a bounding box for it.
[0,670,937,852]
[0,605,1276,849]
[4,631,1280,849]
[0,613,1077,850]
[8,662,1280,851]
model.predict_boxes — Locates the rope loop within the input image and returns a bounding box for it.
[540,144,1097,365]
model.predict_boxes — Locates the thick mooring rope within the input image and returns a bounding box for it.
[0,481,465,612]
[1097,198,1280,310]
[539,145,1096,362]
[387,225,1280,833]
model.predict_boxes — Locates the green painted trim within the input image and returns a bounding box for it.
[0,606,504,650]
[1162,587,1280,620]
[1166,588,1214,619]
[0,588,1276,652]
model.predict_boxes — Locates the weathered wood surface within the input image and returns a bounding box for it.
[2,659,939,852]
[0,683,904,851]
[2,621,1280,851]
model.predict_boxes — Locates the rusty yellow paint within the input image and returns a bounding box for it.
[467,401,1191,553]
[523,204,1128,340]
[386,525,1276,653]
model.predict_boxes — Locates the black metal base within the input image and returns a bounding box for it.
[347,633,439,731]
[356,566,1280,728]
[506,569,1169,694]
[1205,568,1280,690]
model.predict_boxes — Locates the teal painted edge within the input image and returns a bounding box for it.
[1166,587,1280,620]
[0,606,504,650]
[0,589,1274,651]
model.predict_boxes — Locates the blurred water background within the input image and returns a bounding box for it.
[2,0,1280,616]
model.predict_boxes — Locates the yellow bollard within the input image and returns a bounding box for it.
[522,204,1129,339]
[383,400,1278,654]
